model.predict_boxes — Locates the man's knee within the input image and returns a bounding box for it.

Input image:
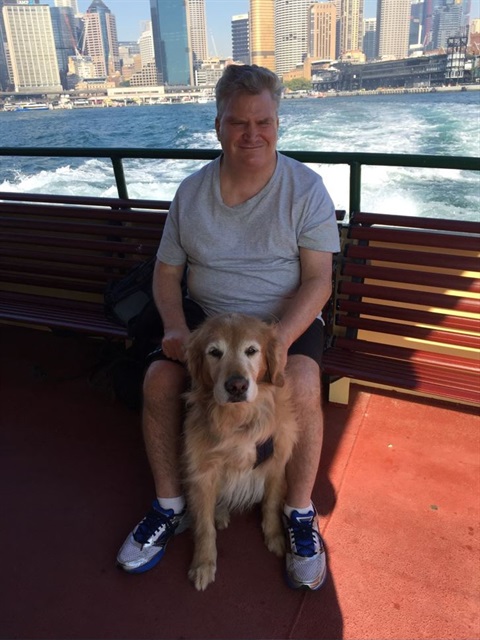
[286,354,321,407]
[143,359,188,405]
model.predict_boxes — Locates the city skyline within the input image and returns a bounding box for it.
[42,0,392,57]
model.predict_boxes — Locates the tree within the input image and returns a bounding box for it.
[284,78,312,91]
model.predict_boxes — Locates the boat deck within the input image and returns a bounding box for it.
[1,324,478,640]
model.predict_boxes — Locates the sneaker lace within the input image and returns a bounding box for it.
[290,515,318,558]
[134,508,174,544]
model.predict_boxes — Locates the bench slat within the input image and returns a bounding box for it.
[351,212,480,235]
[336,315,480,349]
[345,244,479,272]
[338,281,478,313]
[348,226,479,251]
[337,299,480,333]
[342,262,480,293]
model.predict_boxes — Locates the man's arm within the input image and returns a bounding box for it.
[276,247,333,363]
[153,259,189,362]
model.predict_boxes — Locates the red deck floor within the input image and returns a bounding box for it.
[1,325,479,640]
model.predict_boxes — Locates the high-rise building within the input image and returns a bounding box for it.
[188,0,208,69]
[54,0,79,15]
[138,21,155,67]
[81,0,120,77]
[310,2,336,61]
[410,1,424,50]
[376,0,411,59]
[2,0,62,91]
[432,0,465,50]
[51,5,78,88]
[363,17,377,59]
[250,0,275,71]
[275,0,312,75]
[150,0,193,85]
[335,0,364,56]
[0,0,11,90]
[231,13,249,64]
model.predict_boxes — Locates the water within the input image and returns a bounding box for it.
[0,91,479,220]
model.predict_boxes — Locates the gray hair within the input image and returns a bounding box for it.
[215,64,283,118]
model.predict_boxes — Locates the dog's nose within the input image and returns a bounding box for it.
[225,375,249,401]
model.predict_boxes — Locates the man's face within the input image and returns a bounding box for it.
[215,90,279,171]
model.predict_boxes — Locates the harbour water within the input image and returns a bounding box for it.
[0,91,478,220]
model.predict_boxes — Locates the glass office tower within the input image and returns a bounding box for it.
[150,0,192,85]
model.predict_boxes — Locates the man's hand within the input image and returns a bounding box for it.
[161,326,191,362]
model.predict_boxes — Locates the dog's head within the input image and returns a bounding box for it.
[185,313,285,405]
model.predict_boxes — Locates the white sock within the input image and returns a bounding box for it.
[157,496,186,514]
[284,503,314,518]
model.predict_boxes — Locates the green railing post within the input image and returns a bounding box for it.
[350,161,361,215]
[111,156,129,199]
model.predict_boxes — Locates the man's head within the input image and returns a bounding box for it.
[214,65,281,173]
[215,65,282,120]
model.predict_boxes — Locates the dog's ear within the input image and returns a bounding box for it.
[185,328,211,388]
[266,333,285,387]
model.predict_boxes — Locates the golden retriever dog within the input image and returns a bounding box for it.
[183,313,298,591]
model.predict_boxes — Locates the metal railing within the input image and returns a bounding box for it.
[0,147,478,212]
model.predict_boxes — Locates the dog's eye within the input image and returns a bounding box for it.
[245,346,258,357]
[208,347,223,359]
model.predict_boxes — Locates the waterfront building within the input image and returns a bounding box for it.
[188,0,208,70]
[335,0,364,58]
[376,0,411,59]
[2,0,62,92]
[310,2,336,62]
[81,0,120,78]
[150,0,193,85]
[275,0,312,76]
[363,17,377,60]
[195,56,228,87]
[250,0,275,71]
[129,60,159,86]
[66,53,94,88]
[470,17,480,53]
[231,13,249,64]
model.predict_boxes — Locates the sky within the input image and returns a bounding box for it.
[60,0,480,58]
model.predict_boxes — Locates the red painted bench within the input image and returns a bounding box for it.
[322,212,480,406]
[0,192,169,337]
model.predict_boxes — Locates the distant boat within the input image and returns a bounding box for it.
[197,95,215,104]
[72,99,91,108]
[4,101,50,111]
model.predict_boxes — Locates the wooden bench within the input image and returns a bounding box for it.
[322,212,480,406]
[0,192,169,338]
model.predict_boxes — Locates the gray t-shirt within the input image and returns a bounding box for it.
[157,152,340,321]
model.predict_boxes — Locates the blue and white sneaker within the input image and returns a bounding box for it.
[283,506,327,590]
[117,500,188,574]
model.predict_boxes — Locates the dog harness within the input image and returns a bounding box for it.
[254,437,274,468]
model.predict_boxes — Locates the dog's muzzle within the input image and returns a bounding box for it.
[224,375,249,402]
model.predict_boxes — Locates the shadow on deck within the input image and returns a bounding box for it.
[1,325,478,640]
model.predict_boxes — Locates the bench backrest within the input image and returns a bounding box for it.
[334,211,480,359]
[0,193,169,302]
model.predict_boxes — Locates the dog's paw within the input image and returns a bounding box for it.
[188,562,217,591]
[215,509,230,530]
[265,532,286,557]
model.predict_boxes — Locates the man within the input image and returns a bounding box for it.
[117,64,340,590]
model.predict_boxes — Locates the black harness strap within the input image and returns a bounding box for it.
[254,436,274,468]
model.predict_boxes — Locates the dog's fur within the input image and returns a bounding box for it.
[183,313,298,591]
